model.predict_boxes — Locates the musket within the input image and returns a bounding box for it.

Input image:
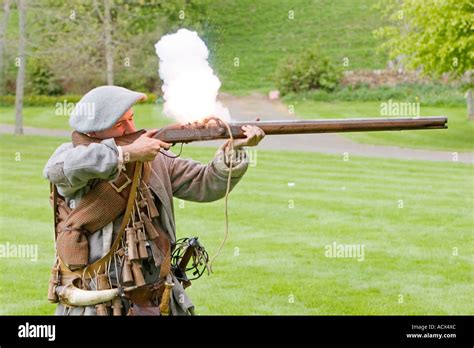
[75,116,447,146]
[152,116,447,144]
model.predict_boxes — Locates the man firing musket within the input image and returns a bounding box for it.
[44,85,265,316]
[43,29,446,316]
[43,86,447,316]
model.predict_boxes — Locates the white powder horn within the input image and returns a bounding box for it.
[57,283,137,307]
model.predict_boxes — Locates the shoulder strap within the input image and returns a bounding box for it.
[81,161,143,279]
[49,183,59,240]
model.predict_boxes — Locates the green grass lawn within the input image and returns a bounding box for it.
[290,101,474,152]
[0,134,472,315]
[206,0,386,92]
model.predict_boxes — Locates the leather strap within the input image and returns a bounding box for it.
[50,183,59,240]
[82,161,143,279]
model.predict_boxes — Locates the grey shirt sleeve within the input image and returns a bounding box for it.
[43,139,121,196]
[168,147,249,202]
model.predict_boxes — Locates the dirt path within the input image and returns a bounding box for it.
[1,93,472,164]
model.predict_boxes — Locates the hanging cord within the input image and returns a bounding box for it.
[159,142,184,158]
[154,117,235,272]
[208,118,234,272]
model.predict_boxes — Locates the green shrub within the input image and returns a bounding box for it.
[28,61,64,96]
[0,95,81,107]
[275,48,342,95]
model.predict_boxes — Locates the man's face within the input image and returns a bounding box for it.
[89,108,136,139]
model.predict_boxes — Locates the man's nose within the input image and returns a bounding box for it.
[123,119,136,133]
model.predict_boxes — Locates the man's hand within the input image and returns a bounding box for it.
[121,129,171,162]
[231,125,265,149]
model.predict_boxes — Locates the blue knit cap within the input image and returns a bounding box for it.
[69,86,147,133]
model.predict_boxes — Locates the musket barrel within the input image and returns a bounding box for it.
[229,116,448,135]
[154,116,447,144]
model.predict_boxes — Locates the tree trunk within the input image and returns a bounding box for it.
[0,0,12,96]
[104,0,114,85]
[15,0,26,135]
[467,89,474,120]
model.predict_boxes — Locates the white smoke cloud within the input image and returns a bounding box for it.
[155,28,231,123]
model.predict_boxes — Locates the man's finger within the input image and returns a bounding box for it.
[254,127,265,137]
[158,140,172,150]
[249,128,259,137]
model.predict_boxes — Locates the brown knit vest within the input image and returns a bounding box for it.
[51,130,150,270]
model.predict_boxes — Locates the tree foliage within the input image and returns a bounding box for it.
[374,0,473,80]
[374,0,474,118]
[2,0,210,95]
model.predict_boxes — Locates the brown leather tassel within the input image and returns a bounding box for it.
[96,273,110,290]
[96,273,112,305]
[131,261,146,286]
[112,296,123,316]
[141,212,160,240]
[136,228,148,259]
[122,257,134,286]
[140,182,159,218]
[126,227,139,261]
[95,303,108,316]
